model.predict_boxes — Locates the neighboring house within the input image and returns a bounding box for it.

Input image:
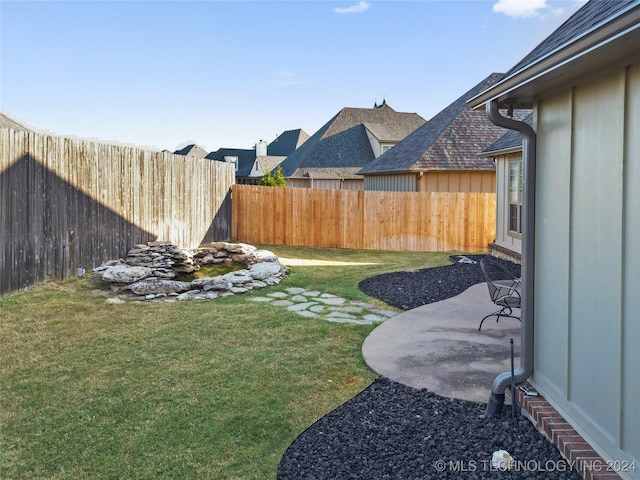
[0,111,32,131]
[206,129,309,184]
[469,1,639,478]
[173,144,209,159]
[278,102,425,190]
[478,113,534,263]
[360,73,529,192]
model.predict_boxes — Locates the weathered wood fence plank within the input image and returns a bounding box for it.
[1,128,235,295]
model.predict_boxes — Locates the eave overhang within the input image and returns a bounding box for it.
[477,146,523,158]
[468,4,640,109]
[360,167,495,175]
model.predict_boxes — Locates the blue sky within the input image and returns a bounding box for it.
[1,0,586,152]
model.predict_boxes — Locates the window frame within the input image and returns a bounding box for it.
[508,159,523,237]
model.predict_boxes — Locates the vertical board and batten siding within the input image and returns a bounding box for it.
[532,63,640,476]
[420,171,496,193]
[285,178,364,190]
[232,185,495,252]
[0,128,234,295]
[363,173,418,192]
[363,172,496,193]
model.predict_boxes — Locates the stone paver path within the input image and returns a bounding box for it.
[250,287,398,325]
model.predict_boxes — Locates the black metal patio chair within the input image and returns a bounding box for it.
[478,257,521,331]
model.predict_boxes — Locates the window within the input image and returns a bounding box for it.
[224,155,239,172]
[381,144,393,155]
[508,160,523,235]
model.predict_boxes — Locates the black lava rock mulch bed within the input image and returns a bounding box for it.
[277,255,578,479]
[358,255,521,310]
[277,378,580,480]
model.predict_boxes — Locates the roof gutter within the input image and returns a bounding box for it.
[485,100,536,416]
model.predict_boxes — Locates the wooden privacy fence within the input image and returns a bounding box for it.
[232,185,496,252]
[1,128,234,295]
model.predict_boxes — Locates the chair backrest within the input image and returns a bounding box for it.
[480,257,514,302]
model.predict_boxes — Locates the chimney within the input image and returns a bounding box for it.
[256,140,268,156]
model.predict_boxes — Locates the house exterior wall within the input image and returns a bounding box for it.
[419,171,495,193]
[286,178,310,189]
[364,174,418,192]
[532,63,639,477]
[285,178,364,190]
[365,129,383,157]
[363,171,496,192]
[494,153,522,256]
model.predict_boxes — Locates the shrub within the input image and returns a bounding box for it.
[259,166,287,187]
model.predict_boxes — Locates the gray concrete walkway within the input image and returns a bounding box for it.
[362,283,521,404]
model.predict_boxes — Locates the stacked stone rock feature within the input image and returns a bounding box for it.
[92,241,289,302]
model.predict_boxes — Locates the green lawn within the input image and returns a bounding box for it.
[0,246,455,479]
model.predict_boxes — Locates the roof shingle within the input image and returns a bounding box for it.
[279,103,425,178]
[360,73,527,174]
[504,0,637,78]
[173,144,209,159]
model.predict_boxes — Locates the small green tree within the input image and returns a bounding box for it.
[259,167,287,187]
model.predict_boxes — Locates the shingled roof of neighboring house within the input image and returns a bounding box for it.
[479,113,534,156]
[206,148,256,176]
[504,0,636,78]
[173,144,209,159]
[278,103,425,178]
[256,156,287,175]
[0,111,32,131]
[360,73,530,174]
[266,129,309,156]
[205,128,307,177]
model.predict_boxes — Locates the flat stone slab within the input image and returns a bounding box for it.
[286,287,306,294]
[271,300,293,307]
[243,286,399,326]
[287,302,318,312]
[328,306,364,314]
[373,309,398,318]
[363,314,386,323]
[326,311,357,319]
[267,292,289,298]
[317,297,346,305]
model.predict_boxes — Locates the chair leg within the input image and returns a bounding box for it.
[479,307,520,331]
[495,307,512,323]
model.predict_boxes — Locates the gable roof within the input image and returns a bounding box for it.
[173,144,209,158]
[468,0,640,108]
[360,73,522,174]
[479,113,534,157]
[256,156,286,175]
[278,103,425,178]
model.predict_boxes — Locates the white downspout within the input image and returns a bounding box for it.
[485,100,536,415]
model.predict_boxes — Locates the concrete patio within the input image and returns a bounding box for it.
[362,282,521,404]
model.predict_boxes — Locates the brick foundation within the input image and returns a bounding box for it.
[515,385,622,480]
[488,243,521,264]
